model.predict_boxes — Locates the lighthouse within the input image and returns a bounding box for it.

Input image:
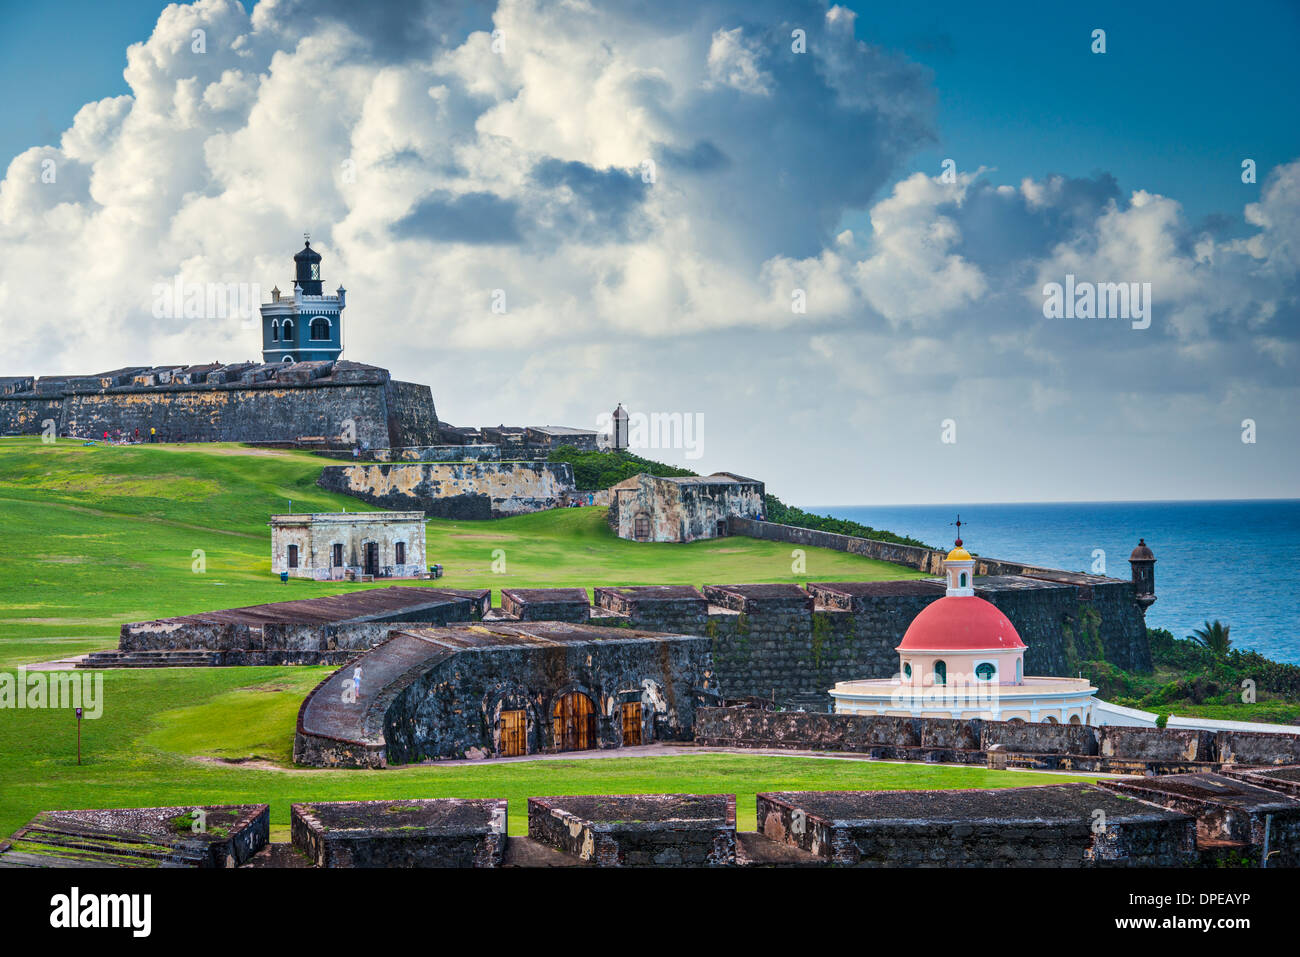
[260,237,346,364]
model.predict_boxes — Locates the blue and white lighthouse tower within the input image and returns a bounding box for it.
[260,237,346,363]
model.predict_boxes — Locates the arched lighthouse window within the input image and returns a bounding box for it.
[933,660,947,685]
[271,319,280,341]
[282,319,294,340]
[959,572,968,587]
[310,316,331,340]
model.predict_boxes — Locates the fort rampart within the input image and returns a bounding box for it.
[0,361,438,448]
[316,460,577,518]
[694,706,1300,770]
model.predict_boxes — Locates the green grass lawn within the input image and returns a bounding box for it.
[0,665,1095,839]
[0,436,968,838]
[0,436,921,662]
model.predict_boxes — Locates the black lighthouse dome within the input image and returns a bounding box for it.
[293,239,323,295]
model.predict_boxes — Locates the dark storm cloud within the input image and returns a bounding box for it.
[392,190,522,244]
[528,159,650,242]
[259,0,494,60]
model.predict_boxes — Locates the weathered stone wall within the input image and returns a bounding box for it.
[382,635,716,764]
[610,475,764,542]
[643,600,1111,705]
[1219,731,1300,766]
[0,394,63,435]
[730,519,1153,675]
[694,706,1300,770]
[371,444,502,461]
[527,794,736,866]
[0,365,437,449]
[119,597,477,653]
[317,460,577,518]
[383,380,440,448]
[291,799,506,868]
[62,384,393,446]
[756,787,1197,867]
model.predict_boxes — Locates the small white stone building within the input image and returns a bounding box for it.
[608,472,765,543]
[269,511,428,580]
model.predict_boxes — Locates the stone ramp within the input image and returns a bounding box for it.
[80,649,226,669]
[293,631,455,767]
[0,805,269,868]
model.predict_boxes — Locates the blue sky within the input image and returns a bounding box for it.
[5,0,1296,228]
[861,1,1300,230]
[0,0,1296,504]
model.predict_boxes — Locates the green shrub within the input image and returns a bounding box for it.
[761,495,930,548]
[547,445,696,491]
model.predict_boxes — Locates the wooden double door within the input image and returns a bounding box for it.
[499,709,527,757]
[552,692,597,752]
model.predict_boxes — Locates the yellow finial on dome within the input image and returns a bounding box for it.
[946,514,971,560]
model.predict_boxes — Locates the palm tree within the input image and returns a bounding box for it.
[1188,620,1232,658]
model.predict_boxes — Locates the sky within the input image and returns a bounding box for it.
[0,0,1297,505]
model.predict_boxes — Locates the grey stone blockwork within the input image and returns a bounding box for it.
[380,629,715,764]
[598,577,1151,709]
[290,799,506,868]
[756,786,1198,867]
[527,794,736,867]
[0,361,438,448]
[316,460,577,518]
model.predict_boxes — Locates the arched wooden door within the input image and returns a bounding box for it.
[552,692,597,751]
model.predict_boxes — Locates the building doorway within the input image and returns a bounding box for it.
[552,692,597,751]
[363,542,379,577]
[621,701,643,746]
[499,709,527,757]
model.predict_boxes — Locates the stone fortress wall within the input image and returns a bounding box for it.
[595,576,1150,707]
[316,460,579,518]
[0,361,438,448]
[695,706,1300,772]
[100,569,1153,709]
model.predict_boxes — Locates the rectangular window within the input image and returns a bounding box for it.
[395,542,406,565]
[332,544,343,567]
[287,544,299,569]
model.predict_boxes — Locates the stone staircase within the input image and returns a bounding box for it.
[0,805,269,868]
[78,649,226,669]
[0,823,212,867]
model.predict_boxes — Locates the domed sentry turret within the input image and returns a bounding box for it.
[293,240,323,295]
[1129,538,1156,611]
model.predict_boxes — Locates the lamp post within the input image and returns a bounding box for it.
[75,706,82,765]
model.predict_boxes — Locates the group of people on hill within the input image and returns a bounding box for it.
[91,427,159,445]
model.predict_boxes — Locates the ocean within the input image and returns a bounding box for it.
[811,500,1300,665]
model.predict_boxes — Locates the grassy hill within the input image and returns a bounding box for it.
[0,664,1096,840]
[0,437,922,665]
[0,437,1092,841]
